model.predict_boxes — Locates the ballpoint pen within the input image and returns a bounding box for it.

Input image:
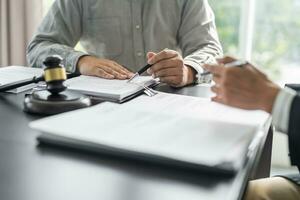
[200,60,249,76]
[127,63,152,83]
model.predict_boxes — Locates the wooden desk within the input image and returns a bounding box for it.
[0,84,272,200]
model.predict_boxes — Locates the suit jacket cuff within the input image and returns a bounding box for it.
[272,88,297,133]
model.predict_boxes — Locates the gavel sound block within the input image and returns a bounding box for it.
[24,55,91,115]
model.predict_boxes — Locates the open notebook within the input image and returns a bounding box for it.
[0,66,43,93]
[30,92,270,176]
[65,75,158,102]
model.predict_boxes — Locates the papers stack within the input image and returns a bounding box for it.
[30,92,270,176]
[0,66,43,93]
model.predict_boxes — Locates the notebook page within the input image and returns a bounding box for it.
[0,66,43,86]
[30,92,270,167]
[65,75,156,99]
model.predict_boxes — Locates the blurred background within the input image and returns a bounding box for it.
[1,0,300,175]
[210,0,300,175]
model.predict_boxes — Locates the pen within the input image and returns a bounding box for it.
[201,60,248,76]
[127,63,152,83]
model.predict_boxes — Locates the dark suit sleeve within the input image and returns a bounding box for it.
[288,95,300,168]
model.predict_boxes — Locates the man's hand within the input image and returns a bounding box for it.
[146,49,196,87]
[204,56,280,113]
[77,56,133,80]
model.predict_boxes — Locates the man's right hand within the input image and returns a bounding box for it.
[77,56,134,80]
[204,56,280,113]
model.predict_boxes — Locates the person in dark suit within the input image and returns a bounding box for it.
[204,56,300,200]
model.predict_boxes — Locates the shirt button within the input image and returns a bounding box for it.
[137,52,143,57]
[135,25,140,29]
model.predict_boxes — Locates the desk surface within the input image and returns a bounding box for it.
[0,84,271,200]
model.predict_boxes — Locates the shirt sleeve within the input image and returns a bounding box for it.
[272,88,297,133]
[178,0,223,84]
[26,0,88,73]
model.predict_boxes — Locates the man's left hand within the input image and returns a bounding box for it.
[147,49,196,87]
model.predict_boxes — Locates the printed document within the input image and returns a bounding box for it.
[30,92,270,174]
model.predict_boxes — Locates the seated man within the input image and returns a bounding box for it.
[27,0,222,87]
[205,56,300,200]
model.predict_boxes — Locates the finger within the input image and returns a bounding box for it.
[217,56,237,65]
[153,67,182,78]
[107,62,133,77]
[118,64,134,75]
[148,49,178,65]
[150,57,182,74]
[94,68,115,79]
[112,64,133,78]
[101,66,127,80]
[159,75,182,87]
[212,95,224,104]
[212,75,221,84]
[147,68,152,75]
[121,65,136,77]
[203,63,224,76]
[104,62,127,75]
[115,63,132,74]
[211,85,221,94]
[147,52,156,60]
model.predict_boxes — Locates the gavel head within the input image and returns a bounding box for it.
[43,55,67,95]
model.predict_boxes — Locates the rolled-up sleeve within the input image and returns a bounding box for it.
[178,0,223,83]
[26,0,88,72]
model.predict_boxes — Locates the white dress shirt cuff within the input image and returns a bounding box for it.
[184,60,212,84]
[272,88,297,133]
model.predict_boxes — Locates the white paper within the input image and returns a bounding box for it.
[65,75,157,100]
[30,92,270,168]
[0,66,43,86]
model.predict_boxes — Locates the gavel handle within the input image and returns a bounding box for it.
[0,73,80,93]
[0,76,44,92]
[67,73,80,79]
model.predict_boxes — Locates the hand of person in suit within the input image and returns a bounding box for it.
[146,49,196,87]
[204,56,281,113]
[77,56,134,80]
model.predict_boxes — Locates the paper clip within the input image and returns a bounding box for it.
[131,81,157,97]
[142,85,158,97]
